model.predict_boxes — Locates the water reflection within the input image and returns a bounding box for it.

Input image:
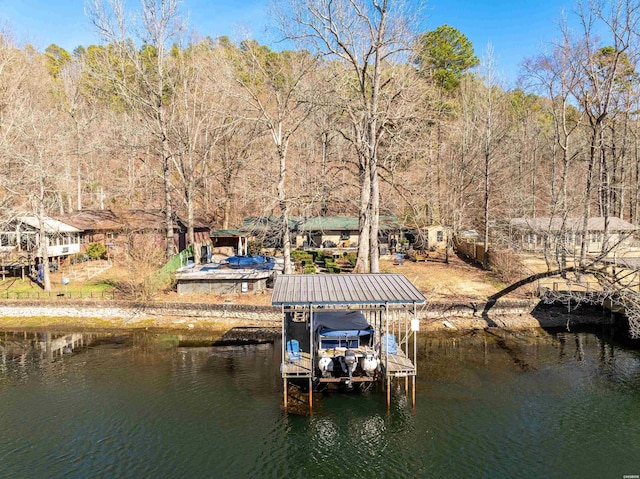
[0,331,90,363]
[0,327,638,479]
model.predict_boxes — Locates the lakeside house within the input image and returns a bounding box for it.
[408,225,450,251]
[54,209,122,257]
[0,216,82,272]
[295,216,404,250]
[242,215,405,252]
[57,209,212,262]
[502,217,637,254]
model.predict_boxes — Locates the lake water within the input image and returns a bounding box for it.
[1,326,639,479]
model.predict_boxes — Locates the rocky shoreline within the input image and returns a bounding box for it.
[0,297,615,333]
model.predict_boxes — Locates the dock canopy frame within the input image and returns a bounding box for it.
[272,274,426,411]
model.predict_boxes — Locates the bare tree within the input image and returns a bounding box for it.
[165,40,225,252]
[476,45,510,269]
[52,53,107,213]
[0,35,28,214]
[218,40,318,274]
[86,0,186,260]
[213,116,264,229]
[276,0,422,272]
[558,0,640,266]
[3,48,63,291]
[522,48,579,272]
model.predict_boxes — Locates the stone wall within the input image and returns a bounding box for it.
[0,297,613,332]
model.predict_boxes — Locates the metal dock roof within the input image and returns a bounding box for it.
[271,274,426,306]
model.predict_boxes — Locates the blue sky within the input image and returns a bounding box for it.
[0,0,573,85]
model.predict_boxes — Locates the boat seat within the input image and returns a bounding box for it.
[286,339,301,361]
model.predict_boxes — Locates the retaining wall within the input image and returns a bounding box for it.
[0,297,611,332]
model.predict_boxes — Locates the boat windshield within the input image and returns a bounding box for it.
[319,337,359,349]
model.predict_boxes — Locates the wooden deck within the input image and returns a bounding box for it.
[383,349,416,377]
[281,352,312,378]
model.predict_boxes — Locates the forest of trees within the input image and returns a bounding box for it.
[1,0,640,274]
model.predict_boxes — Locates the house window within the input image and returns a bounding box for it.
[436,230,444,242]
[340,231,350,241]
[0,233,15,247]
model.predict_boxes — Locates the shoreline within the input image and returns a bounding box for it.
[0,297,616,333]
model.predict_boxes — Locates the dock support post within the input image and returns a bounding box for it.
[412,302,418,409]
[284,379,288,408]
[282,305,287,410]
[412,376,416,409]
[385,302,390,409]
[309,303,314,414]
[387,376,391,409]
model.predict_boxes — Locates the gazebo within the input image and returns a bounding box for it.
[271,273,426,411]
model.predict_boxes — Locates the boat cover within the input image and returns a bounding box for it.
[314,310,373,336]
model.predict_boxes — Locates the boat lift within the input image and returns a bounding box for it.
[271,274,426,411]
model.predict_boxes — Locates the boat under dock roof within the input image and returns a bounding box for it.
[271,273,426,306]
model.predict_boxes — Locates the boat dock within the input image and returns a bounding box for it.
[272,274,426,412]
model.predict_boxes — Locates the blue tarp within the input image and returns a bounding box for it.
[225,255,276,269]
[382,334,398,354]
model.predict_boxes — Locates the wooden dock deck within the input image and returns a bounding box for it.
[384,349,416,377]
[281,352,312,378]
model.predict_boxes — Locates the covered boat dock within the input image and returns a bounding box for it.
[271,273,426,411]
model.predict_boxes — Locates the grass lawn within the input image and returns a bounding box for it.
[0,261,121,298]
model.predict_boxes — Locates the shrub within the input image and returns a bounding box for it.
[247,240,263,255]
[291,250,307,261]
[303,264,317,274]
[292,251,314,265]
[86,242,107,260]
[116,233,169,300]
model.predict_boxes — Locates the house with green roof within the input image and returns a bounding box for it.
[296,216,360,248]
[241,215,403,250]
[295,216,402,249]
